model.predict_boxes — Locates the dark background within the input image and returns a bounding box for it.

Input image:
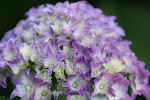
[0,0,150,100]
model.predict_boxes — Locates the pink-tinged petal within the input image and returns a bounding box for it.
[121,53,138,72]
[116,40,132,54]
[130,61,150,100]
[107,73,131,100]
[72,41,91,59]
[0,61,5,68]
[90,44,106,63]
[79,34,100,48]
[90,62,104,78]
[37,40,47,49]
[140,85,150,100]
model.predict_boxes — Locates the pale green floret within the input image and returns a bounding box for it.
[65,59,75,75]
[57,84,65,91]
[74,29,81,38]
[63,45,71,55]
[20,43,32,61]
[42,71,52,82]
[11,60,26,75]
[80,36,93,47]
[54,64,65,78]
[103,58,125,73]
[34,85,51,100]
[4,52,15,60]
[75,95,81,99]
[38,22,47,33]
[68,94,83,100]
[36,68,52,82]
[57,87,64,91]
[44,57,57,67]
[22,29,35,42]
[30,47,40,65]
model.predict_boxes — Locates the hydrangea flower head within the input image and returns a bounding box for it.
[0,1,150,100]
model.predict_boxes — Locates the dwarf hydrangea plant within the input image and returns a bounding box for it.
[0,1,150,100]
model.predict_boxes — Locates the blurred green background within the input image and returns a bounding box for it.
[0,0,150,100]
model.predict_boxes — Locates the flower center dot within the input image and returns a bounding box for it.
[72,81,77,88]
[99,84,104,89]
[42,91,47,96]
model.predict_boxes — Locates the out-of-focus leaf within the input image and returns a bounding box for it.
[0,96,10,100]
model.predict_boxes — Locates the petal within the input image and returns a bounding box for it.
[10,89,26,99]
[30,45,40,64]
[3,39,17,60]
[34,84,52,100]
[63,75,90,96]
[92,72,114,97]
[0,75,7,88]
[90,62,104,78]
[66,93,90,100]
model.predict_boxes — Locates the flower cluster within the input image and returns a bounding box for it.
[0,1,150,100]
